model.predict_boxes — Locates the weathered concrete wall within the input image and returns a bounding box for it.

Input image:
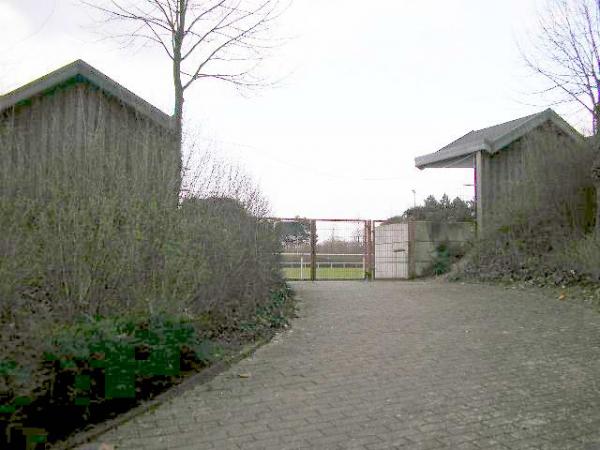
[411,221,476,277]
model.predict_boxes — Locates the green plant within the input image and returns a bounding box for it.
[432,243,451,275]
[42,314,221,400]
[430,241,467,276]
[240,284,295,336]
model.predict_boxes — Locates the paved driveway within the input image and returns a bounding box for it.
[88,281,600,449]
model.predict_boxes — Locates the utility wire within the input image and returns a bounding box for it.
[0,0,57,53]
[194,136,415,182]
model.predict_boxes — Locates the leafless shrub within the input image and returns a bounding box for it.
[462,128,596,281]
[181,136,270,217]
[0,114,281,402]
[490,128,595,235]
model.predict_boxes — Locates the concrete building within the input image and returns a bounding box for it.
[0,60,178,200]
[414,109,586,235]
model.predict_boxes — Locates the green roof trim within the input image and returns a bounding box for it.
[0,60,174,131]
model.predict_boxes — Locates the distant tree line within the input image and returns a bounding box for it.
[387,194,475,223]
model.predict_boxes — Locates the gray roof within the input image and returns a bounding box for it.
[0,59,174,130]
[414,108,585,169]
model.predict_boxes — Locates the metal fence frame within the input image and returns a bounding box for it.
[269,217,400,281]
[273,218,475,281]
[271,217,384,281]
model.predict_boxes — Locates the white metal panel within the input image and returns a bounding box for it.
[374,223,409,279]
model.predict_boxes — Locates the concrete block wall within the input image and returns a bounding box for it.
[410,221,476,278]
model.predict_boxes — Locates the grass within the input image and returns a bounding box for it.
[283,267,365,280]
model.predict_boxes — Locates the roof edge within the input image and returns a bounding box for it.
[415,141,490,169]
[489,108,586,152]
[415,108,586,170]
[0,59,174,131]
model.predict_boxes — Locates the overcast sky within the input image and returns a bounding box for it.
[0,0,589,219]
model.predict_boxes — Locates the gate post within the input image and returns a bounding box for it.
[310,220,317,281]
[408,220,416,279]
[365,221,373,280]
[363,221,368,280]
[370,220,375,280]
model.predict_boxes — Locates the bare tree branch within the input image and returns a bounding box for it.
[83,0,290,193]
[520,0,600,235]
[522,0,600,131]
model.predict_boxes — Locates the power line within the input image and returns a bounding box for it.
[0,0,57,53]
[193,136,410,182]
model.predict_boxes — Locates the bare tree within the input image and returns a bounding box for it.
[523,0,600,130]
[522,0,600,233]
[85,0,288,182]
[181,143,271,216]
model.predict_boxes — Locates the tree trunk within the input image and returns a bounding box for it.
[172,0,186,199]
[594,105,600,236]
[173,58,184,196]
[593,148,600,236]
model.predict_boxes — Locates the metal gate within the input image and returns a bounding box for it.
[274,218,370,280]
[373,221,410,279]
[273,218,411,281]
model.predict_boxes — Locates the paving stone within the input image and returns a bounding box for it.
[84,281,600,449]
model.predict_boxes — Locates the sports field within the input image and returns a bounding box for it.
[282,267,365,280]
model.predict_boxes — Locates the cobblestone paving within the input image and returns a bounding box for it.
[87,281,600,449]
